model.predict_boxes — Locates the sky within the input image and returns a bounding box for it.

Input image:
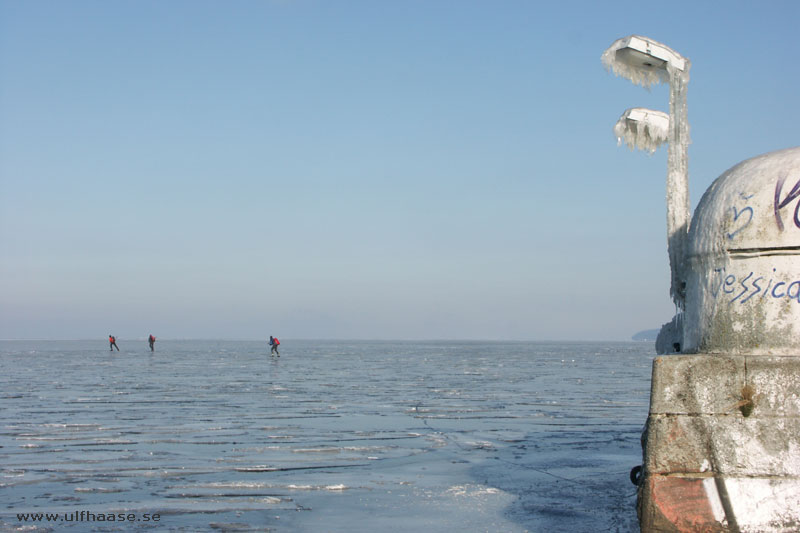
[1,0,799,341]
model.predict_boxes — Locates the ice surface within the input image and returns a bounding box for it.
[0,340,654,532]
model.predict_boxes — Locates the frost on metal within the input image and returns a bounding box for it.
[601,35,688,89]
[665,61,691,308]
[614,108,669,154]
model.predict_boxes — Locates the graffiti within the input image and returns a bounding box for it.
[711,267,800,305]
[774,173,800,231]
[727,192,754,240]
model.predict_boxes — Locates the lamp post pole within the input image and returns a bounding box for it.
[666,63,690,306]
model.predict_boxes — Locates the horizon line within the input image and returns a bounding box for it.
[0,337,643,343]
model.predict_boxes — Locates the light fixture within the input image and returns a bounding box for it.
[614,108,670,153]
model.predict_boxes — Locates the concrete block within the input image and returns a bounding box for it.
[638,474,727,532]
[640,354,800,531]
[639,474,800,532]
[649,355,745,415]
[645,415,800,476]
[644,415,712,474]
[746,356,800,417]
[724,477,800,532]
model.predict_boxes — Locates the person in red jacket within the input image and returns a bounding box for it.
[269,336,280,356]
[148,335,156,352]
[109,335,119,351]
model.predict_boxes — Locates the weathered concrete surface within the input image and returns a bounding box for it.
[638,354,800,532]
[639,476,728,533]
[649,355,745,415]
[639,475,800,533]
[683,147,800,356]
[747,357,800,417]
[645,415,800,475]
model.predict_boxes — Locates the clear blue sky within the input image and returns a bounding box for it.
[1,0,798,340]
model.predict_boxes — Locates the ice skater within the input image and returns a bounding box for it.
[148,334,156,352]
[269,336,280,356]
[109,335,119,351]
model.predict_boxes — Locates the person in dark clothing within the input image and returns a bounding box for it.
[109,335,119,351]
[148,335,156,352]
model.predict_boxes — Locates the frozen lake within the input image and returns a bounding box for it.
[0,340,654,532]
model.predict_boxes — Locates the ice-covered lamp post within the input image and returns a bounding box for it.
[602,35,691,309]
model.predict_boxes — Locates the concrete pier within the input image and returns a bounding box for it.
[637,354,800,532]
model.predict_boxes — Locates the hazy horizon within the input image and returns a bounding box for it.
[0,336,650,343]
